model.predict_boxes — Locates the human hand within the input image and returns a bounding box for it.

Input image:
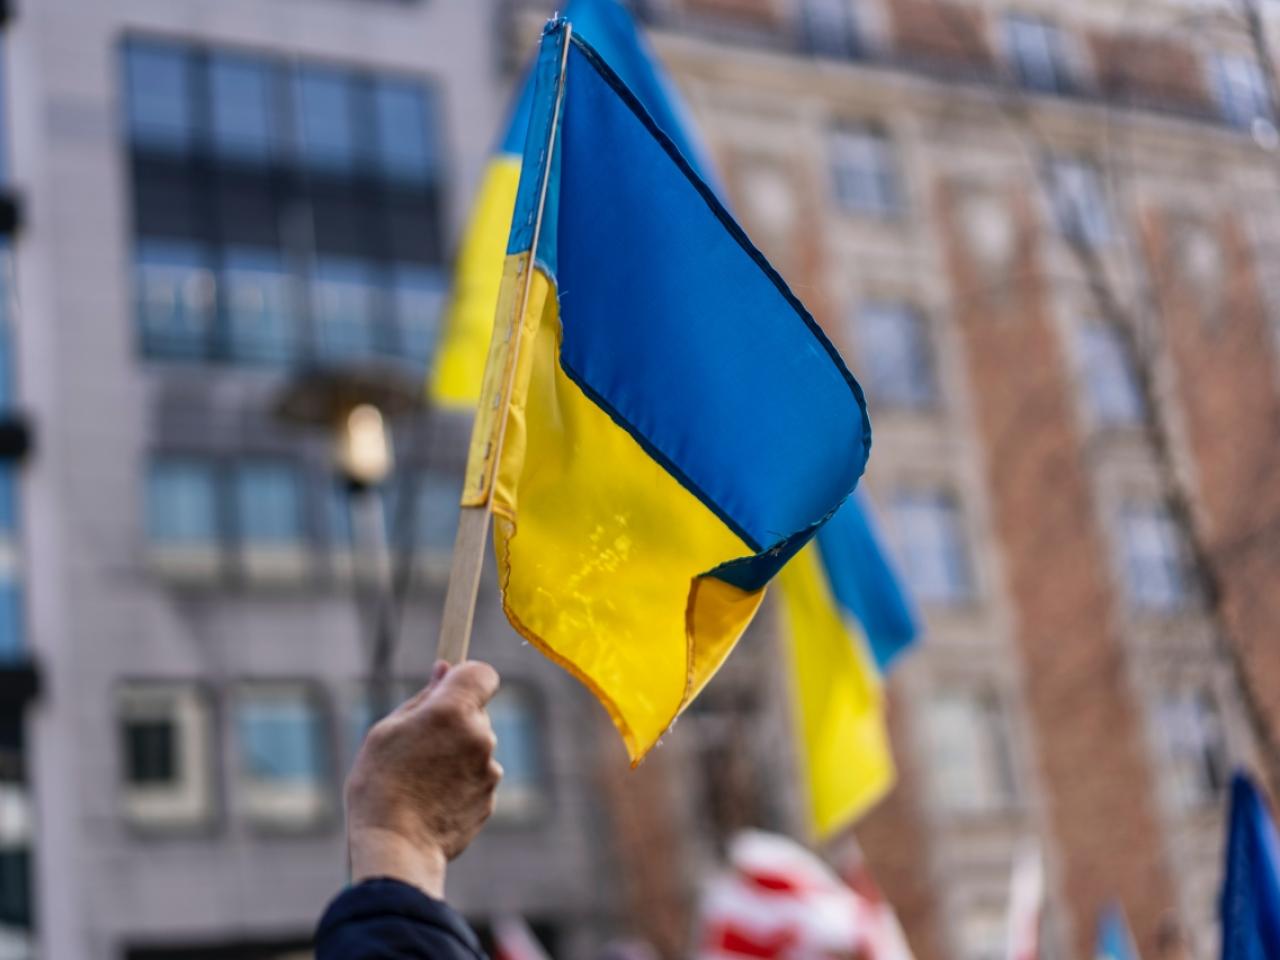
[345,660,503,898]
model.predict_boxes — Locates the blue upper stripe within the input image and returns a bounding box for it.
[814,493,920,672]
[522,32,869,552]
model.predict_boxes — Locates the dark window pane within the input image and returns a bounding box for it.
[374,80,438,182]
[215,172,280,249]
[310,190,378,260]
[124,718,177,785]
[296,67,357,172]
[125,43,195,151]
[132,162,204,241]
[385,193,444,265]
[0,846,30,929]
[209,54,276,162]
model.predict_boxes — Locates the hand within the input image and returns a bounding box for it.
[345,660,503,898]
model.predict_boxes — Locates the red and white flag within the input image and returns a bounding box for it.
[697,830,915,960]
[837,837,915,960]
[1004,843,1044,960]
[494,916,552,960]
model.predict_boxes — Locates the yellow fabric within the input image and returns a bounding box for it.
[778,544,895,838]
[491,261,764,761]
[430,157,523,407]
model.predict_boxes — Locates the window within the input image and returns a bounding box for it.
[1004,15,1074,95]
[209,54,277,162]
[234,462,306,582]
[1048,158,1111,247]
[392,266,446,367]
[1079,325,1145,426]
[1212,53,1273,131]
[123,39,446,369]
[799,0,861,59]
[134,241,216,359]
[891,491,975,606]
[829,125,900,217]
[855,303,938,410]
[1159,687,1229,810]
[373,79,439,183]
[1118,504,1193,613]
[235,683,331,829]
[118,682,215,830]
[124,43,195,151]
[489,685,548,822]
[925,688,1018,814]
[413,473,462,561]
[296,67,358,172]
[146,459,220,578]
[313,258,378,361]
[224,248,296,364]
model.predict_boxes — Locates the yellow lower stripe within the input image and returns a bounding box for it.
[778,544,895,837]
[492,263,763,760]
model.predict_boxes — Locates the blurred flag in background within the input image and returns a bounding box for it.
[1220,771,1280,960]
[778,494,919,838]
[1094,903,1139,960]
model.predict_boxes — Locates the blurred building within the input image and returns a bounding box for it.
[7,0,1280,959]
[506,1,1280,960]
[5,0,634,958]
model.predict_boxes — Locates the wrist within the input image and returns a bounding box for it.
[349,825,447,900]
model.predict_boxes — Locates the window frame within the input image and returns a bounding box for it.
[117,680,218,834]
[1003,14,1076,95]
[1116,503,1195,615]
[853,301,940,412]
[232,680,335,833]
[828,122,902,219]
[890,489,978,608]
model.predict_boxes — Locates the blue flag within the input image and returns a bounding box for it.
[1095,903,1139,960]
[1221,771,1280,960]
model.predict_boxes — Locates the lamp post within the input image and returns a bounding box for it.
[274,362,422,724]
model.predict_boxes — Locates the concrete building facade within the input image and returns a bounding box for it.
[8,0,1280,959]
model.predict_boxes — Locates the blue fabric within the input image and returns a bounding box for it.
[1221,771,1280,960]
[815,492,920,672]
[518,34,869,555]
[316,878,486,960]
[1095,903,1138,960]
[506,20,564,277]
[499,0,715,185]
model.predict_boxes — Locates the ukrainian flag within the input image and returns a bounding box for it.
[431,0,712,406]
[472,18,871,761]
[778,494,919,837]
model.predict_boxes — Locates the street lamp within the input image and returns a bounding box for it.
[273,361,423,723]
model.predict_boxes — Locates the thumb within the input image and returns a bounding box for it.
[432,660,501,711]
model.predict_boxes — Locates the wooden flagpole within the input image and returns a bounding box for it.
[436,22,572,665]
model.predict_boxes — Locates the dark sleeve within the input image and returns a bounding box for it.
[316,878,488,960]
